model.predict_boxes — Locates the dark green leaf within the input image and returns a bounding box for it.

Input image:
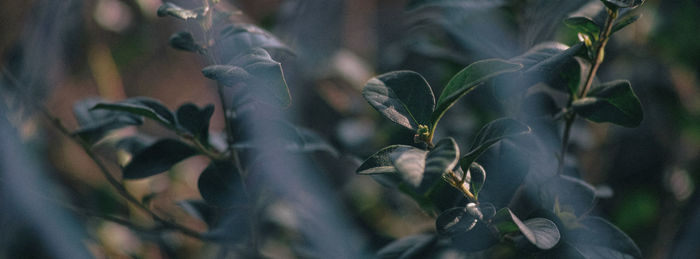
[73,98,143,144]
[436,207,477,236]
[198,161,242,207]
[357,145,410,175]
[391,147,428,188]
[466,162,486,198]
[376,234,438,259]
[492,208,560,250]
[600,0,644,9]
[569,216,642,259]
[572,80,643,127]
[459,118,530,174]
[362,71,435,131]
[522,43,586,95]
[202,48,291,107]
[91,97,176,127]
[176,103,214,143]
[169,31,204,53]
[423,138,460,182]
[432,59,522,128]
[612,14,641,33]
[157,2,198,20]
[123,139,197,179]
[564,17,601,40]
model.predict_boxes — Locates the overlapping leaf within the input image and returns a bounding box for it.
[362,71,435,131]
[122,139,198,179]
[572,80,643,127]
[459,118,530,174]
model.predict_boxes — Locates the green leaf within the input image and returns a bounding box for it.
[600,0,644,9]
[218,24,293,62]
[522,43,586,95]
[362,71,435,131]
[569,216,642,259]
[435,206,478,236]
[176,103,214,143]
[169,31,204,53]
[540,175,597,216]
[73,98,143,144]
[356,145,410,175]
[122,139,197,179]
[564,17,601,40]
[459,118,530,174]
[91,97,176,128]
[492,208,560,250]
[197,161,242,207]
[466,162,486,198]
[156,2,198,20]
[432,59,522,128]
[391,147,428,188]
[572,80,643,127]
[424,138,460,180]
[202,48,291,107]
[612,14,641,33]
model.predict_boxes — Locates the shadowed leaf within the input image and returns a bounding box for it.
[572,80,643,127]
[362,71,435,131]
[123,139,197,179]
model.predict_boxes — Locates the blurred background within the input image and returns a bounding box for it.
[1,0,699,258]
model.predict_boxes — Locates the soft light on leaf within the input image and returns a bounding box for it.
[157,2,198,20]
[459,118,530,174]
[362,71,435,131]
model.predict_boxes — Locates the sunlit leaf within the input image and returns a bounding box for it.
[564,17,601,40]
[432,59,522,128]
[123,139,197,179]
[91,97,176,128]
[572,80,643,127]
[391,147,428,188]
[362,71,435,131]
[466,162,486,198]
[157,2,198,20]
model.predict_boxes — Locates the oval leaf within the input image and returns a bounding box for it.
[169,31,204,53]
[424,138,459,179]
[391,147,428,188]
[522,43,586,95]
[459,118,530,173]
[91,97,175,127]
[157,2,198,20]
[572,80,643,127]
[564,17,601,40]
[492,208,560,250]
[466,162,486,198]
[176,103,214,143]
[198,161,242,207]
[601,0,644,9]
[357,145,415,175]
[123,139,197,179]
[73,98,143,144]
[569,216,642,259]
[362,71,435,131]
[612,14,641,33]
[540,175,597,216]
[202,48,291,107]
[436,207,478,236]
[432,59,522,128]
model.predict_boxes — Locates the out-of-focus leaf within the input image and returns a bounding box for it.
[176,103,214,143]
[432,59,522,128]
[459,118,530,175]
[521,43,586,95]
[198,161,242,207]
[177,200,218,227]
[115,134,155,155]
[362,71,435,131]
[122,139,197,179]
[217,23,293,62]
[169,31,204,53]
[406,0,506,11]
[356,145,408,175]
[572,80,643,127]
[91,97,175,127]
[375,234,438,259]
[569,216,642,259]
[73,98,143,144]
[391,147,428,188]
[564,17,601,40]
[423,138,459,183]
[600,0,644,9]
[202,48,291,107]
[540,175,597,216]
[157,2,198,20]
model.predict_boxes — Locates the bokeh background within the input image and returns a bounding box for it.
[1,0,699,258]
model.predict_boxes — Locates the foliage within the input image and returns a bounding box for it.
[357,0,644,257]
